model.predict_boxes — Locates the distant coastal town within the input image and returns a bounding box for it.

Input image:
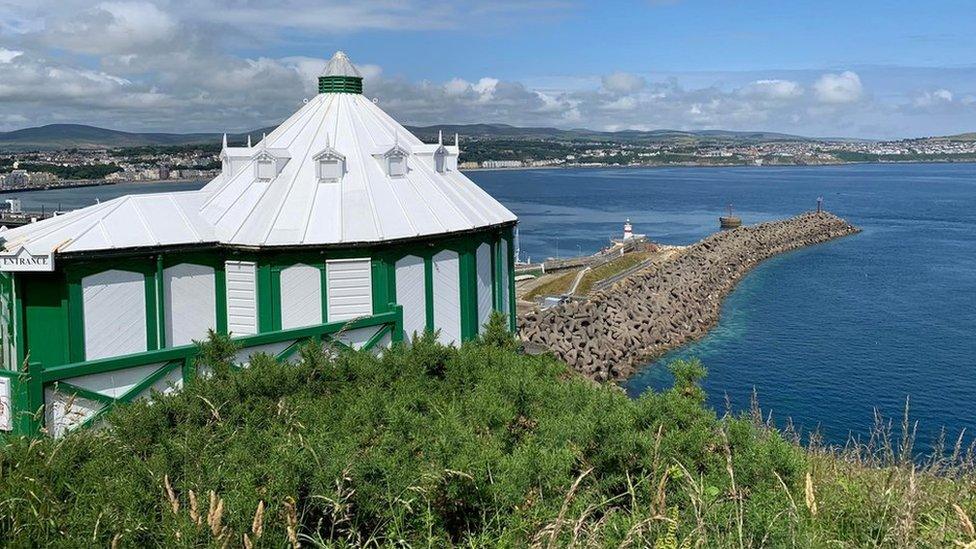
[2,129,976,191]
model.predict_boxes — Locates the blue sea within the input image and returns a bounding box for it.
[5,164,975,451]
[471,164,976,452]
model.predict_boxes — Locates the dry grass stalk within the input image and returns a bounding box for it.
[544,467,593,549]
[164,475,179,514]
[110,533,121,549]
[283,496,300,548]
[188,489,202,526]
[954,504,976,538]
[654,468,671,515]
[207,490,225,537]
[804,472,818,517]
[252,500,266,538]
[243,533,253,549]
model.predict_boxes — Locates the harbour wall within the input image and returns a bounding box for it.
[518,211,861,382]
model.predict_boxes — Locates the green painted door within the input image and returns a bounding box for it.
[21,274,69,368]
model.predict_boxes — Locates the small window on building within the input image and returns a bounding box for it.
[256,159,275,181]
[388,155,406,177]
[256,159,276,181]
[317,158,343,182]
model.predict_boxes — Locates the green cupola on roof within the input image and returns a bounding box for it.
[318,51,363,94]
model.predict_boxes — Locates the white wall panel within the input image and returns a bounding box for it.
[432,250,460,345]
[164,263,216,347]
[67,361,169,399]
[82,269,147,360]
[280,264,322,329]
[45,388,104,438]
[334,325,383,350]
[395,255,426,341]
[233,340,296,367]
[225,261,257,336]
[327,258,372,322]
[476,243,493,333]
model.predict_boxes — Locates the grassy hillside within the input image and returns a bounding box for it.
[1,319,974,546]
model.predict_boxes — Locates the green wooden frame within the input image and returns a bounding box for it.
[22,307,402,437]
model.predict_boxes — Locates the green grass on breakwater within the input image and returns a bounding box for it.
[1,314,974,547]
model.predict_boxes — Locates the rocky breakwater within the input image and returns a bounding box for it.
[518,211,860,382]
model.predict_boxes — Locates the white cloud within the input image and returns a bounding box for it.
[0,1,968,138]
[0,48,23,63]
[913,88,953,107]
[602,71,646,94]
[813,71,863,104]
[44,1,179,55]
[740,79,803,100]
[444,78,470,96]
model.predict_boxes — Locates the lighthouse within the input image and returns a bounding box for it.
[623,219,634,240]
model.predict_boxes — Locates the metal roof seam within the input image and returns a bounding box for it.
[442,171,497,226]
[410,154,472,228]
[167,195,203,242]
[261,97,334,245]
[129,197,160,246]
[60,198,131,252]
[344,95,385,241]
[3,197,116,249]
[300,97,340,243]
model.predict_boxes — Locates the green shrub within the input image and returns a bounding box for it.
[0,334,973,547]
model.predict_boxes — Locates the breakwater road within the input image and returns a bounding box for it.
[518,211,861,382]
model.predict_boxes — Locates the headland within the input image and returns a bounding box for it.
[518,211,861,381]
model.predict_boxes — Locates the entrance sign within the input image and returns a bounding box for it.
[0,247,54,271]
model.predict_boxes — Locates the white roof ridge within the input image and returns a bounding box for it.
[344,94,384,240]
[411,155,474,227]
[400,173,448,233]
[348,97,418,236]
[301,98,340,243]
[127,196,159,246]
[261,97,335,245]
[67,198,131,251]
[167,194,202,242]
[3,197,120,251]
[440,170,494,227]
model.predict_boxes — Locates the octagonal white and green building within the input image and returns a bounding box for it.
[0,52,517,437]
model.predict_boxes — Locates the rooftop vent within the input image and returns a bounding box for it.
[319,51,363,94]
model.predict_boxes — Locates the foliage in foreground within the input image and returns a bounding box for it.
[2,322,976,547]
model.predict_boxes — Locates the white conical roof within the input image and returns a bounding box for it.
[0,52,516,258]
[322,51,361,78]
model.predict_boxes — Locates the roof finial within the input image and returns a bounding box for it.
[247,134,252,147]
[325,132,330,148]
[261,133,267,149]
[221,133,227,149]
[438,130,443,146]
[455,133,459,147]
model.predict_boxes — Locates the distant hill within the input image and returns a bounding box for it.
[0,122,839,152]
[945,132,976,142]
[0,124,272,151]
[405,123,811,144]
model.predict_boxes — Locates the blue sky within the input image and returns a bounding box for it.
[1,0,975,138]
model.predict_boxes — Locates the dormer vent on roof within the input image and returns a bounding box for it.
[251,147,291,182]
[381,143,409,177]
[319,51,363,94]
[313,135,345,183]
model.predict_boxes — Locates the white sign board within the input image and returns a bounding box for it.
[0,376,11,432]
[0,247,54,272]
